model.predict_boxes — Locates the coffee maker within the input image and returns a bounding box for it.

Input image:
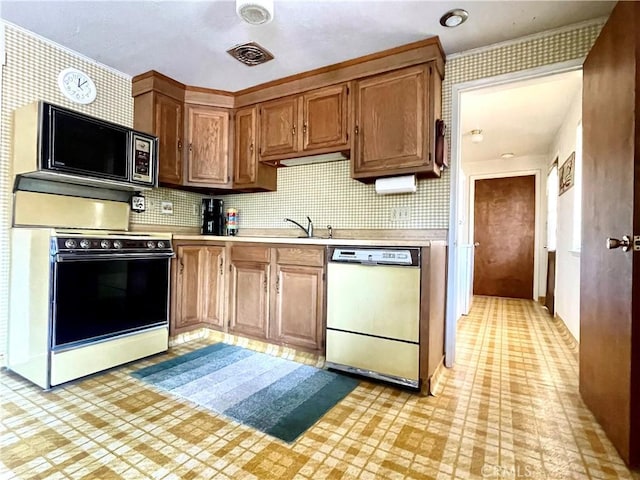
[202,198,225,235]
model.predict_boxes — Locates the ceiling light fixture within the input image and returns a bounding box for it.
[470,129,483,143]
[500,152,515,159]
[439,8,469,28]
[236,0,274,25]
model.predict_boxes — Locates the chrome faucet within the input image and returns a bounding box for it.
[284,217,314,237]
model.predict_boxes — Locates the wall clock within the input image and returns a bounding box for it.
[57,67,97,104]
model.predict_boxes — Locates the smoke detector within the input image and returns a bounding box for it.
[236,0,274,25]
[227,42,274,66]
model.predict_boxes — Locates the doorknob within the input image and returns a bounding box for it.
[474,242,480,247]
[606,235,631,252]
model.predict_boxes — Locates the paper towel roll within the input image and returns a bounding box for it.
[374,175,417,195]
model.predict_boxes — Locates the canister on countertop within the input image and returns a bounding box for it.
[226,208,238,236]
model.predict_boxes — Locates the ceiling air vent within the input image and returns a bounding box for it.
[227,42,274,67]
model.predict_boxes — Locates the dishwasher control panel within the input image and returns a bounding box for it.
[330,247,420,266]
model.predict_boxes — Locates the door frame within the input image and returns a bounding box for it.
[468,171,542,299]
[445,58,584,367]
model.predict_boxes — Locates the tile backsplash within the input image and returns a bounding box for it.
[131,161,450,231]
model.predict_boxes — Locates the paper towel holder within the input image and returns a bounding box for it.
[374,174,417,195]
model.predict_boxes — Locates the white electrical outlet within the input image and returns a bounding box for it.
[390,207,411,222]
[161,201,174,215]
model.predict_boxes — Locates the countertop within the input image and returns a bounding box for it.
[172,234,444,247]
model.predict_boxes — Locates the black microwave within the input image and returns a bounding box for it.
[13,101,158,191]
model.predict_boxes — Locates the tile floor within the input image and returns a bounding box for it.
[1,296,638,479]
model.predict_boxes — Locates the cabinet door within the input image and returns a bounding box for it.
[353,65,429,177]
[259,97,300,158]
[201,247,225,330]
[186,106,230,185]
[234,106,277,191]
[155,93,184,185]
[229,260,270,340]
[234,106,258,186]
[303,84,349,152]
[174,245,202,330]
[272,264,324,351]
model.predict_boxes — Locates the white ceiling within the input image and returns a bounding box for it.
[460,70,582,165]
[1,1,613,92]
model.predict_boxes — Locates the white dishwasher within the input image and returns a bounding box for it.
[325,246,421,389]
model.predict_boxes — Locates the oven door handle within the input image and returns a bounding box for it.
[55,252,175,262]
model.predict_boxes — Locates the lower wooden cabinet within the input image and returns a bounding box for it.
[272,263,324,351]
[172,243,225,334]
[228,244,325,352]
[228,248,271,339]
[171,241,325,352]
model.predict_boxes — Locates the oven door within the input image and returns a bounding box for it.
[51,254,171,350]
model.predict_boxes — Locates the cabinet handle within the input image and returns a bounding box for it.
[219,257,223,275]
[178,140,183,150]
[188,143,193,152]
[355,125,359,135]
[179,258,184,274]
[263,278,267,292]
[292,125,296,136]
[276,274,280,294]
[250,143,254,153]
[303,123,307,135]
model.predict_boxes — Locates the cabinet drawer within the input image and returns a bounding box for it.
[276,247,324,267]
[231,245,270,262]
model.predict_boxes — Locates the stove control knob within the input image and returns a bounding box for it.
[100,240,111,249]
[64,239,77,249]
[113,240,123,249]
[80,239,91,249]
[147,241,156,249]
[157,241,165,249]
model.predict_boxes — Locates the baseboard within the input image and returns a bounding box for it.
[426,356,447,396]
[552,313,579,358]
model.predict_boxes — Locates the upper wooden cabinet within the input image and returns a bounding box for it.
[352,63,442,181]
[234,106,277,191]
[185,105,230,187]
[133,90,184,186]
[134,38,445,187]
[259,96,299,158]
[258,83,350,163]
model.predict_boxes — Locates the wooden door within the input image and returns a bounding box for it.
[259,96,299,158]
[155,93,184,185]
[353,65,428,177]
[473,175,535,299]
[580,2,640,466]
[201,247,225,330]
[229,260,270,340]
[303,84,349,152]
[272,264,324,351]
[186,105,230,185]
[173,245,201,331]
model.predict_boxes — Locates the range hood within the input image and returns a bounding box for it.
[277,152,348,167]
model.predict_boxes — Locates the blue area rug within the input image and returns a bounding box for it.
[131,343,358,442]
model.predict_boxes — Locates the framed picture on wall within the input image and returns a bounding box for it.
[559,152,575,196]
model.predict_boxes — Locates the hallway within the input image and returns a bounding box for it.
[0,297,637,479]
[447,296,634,478]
